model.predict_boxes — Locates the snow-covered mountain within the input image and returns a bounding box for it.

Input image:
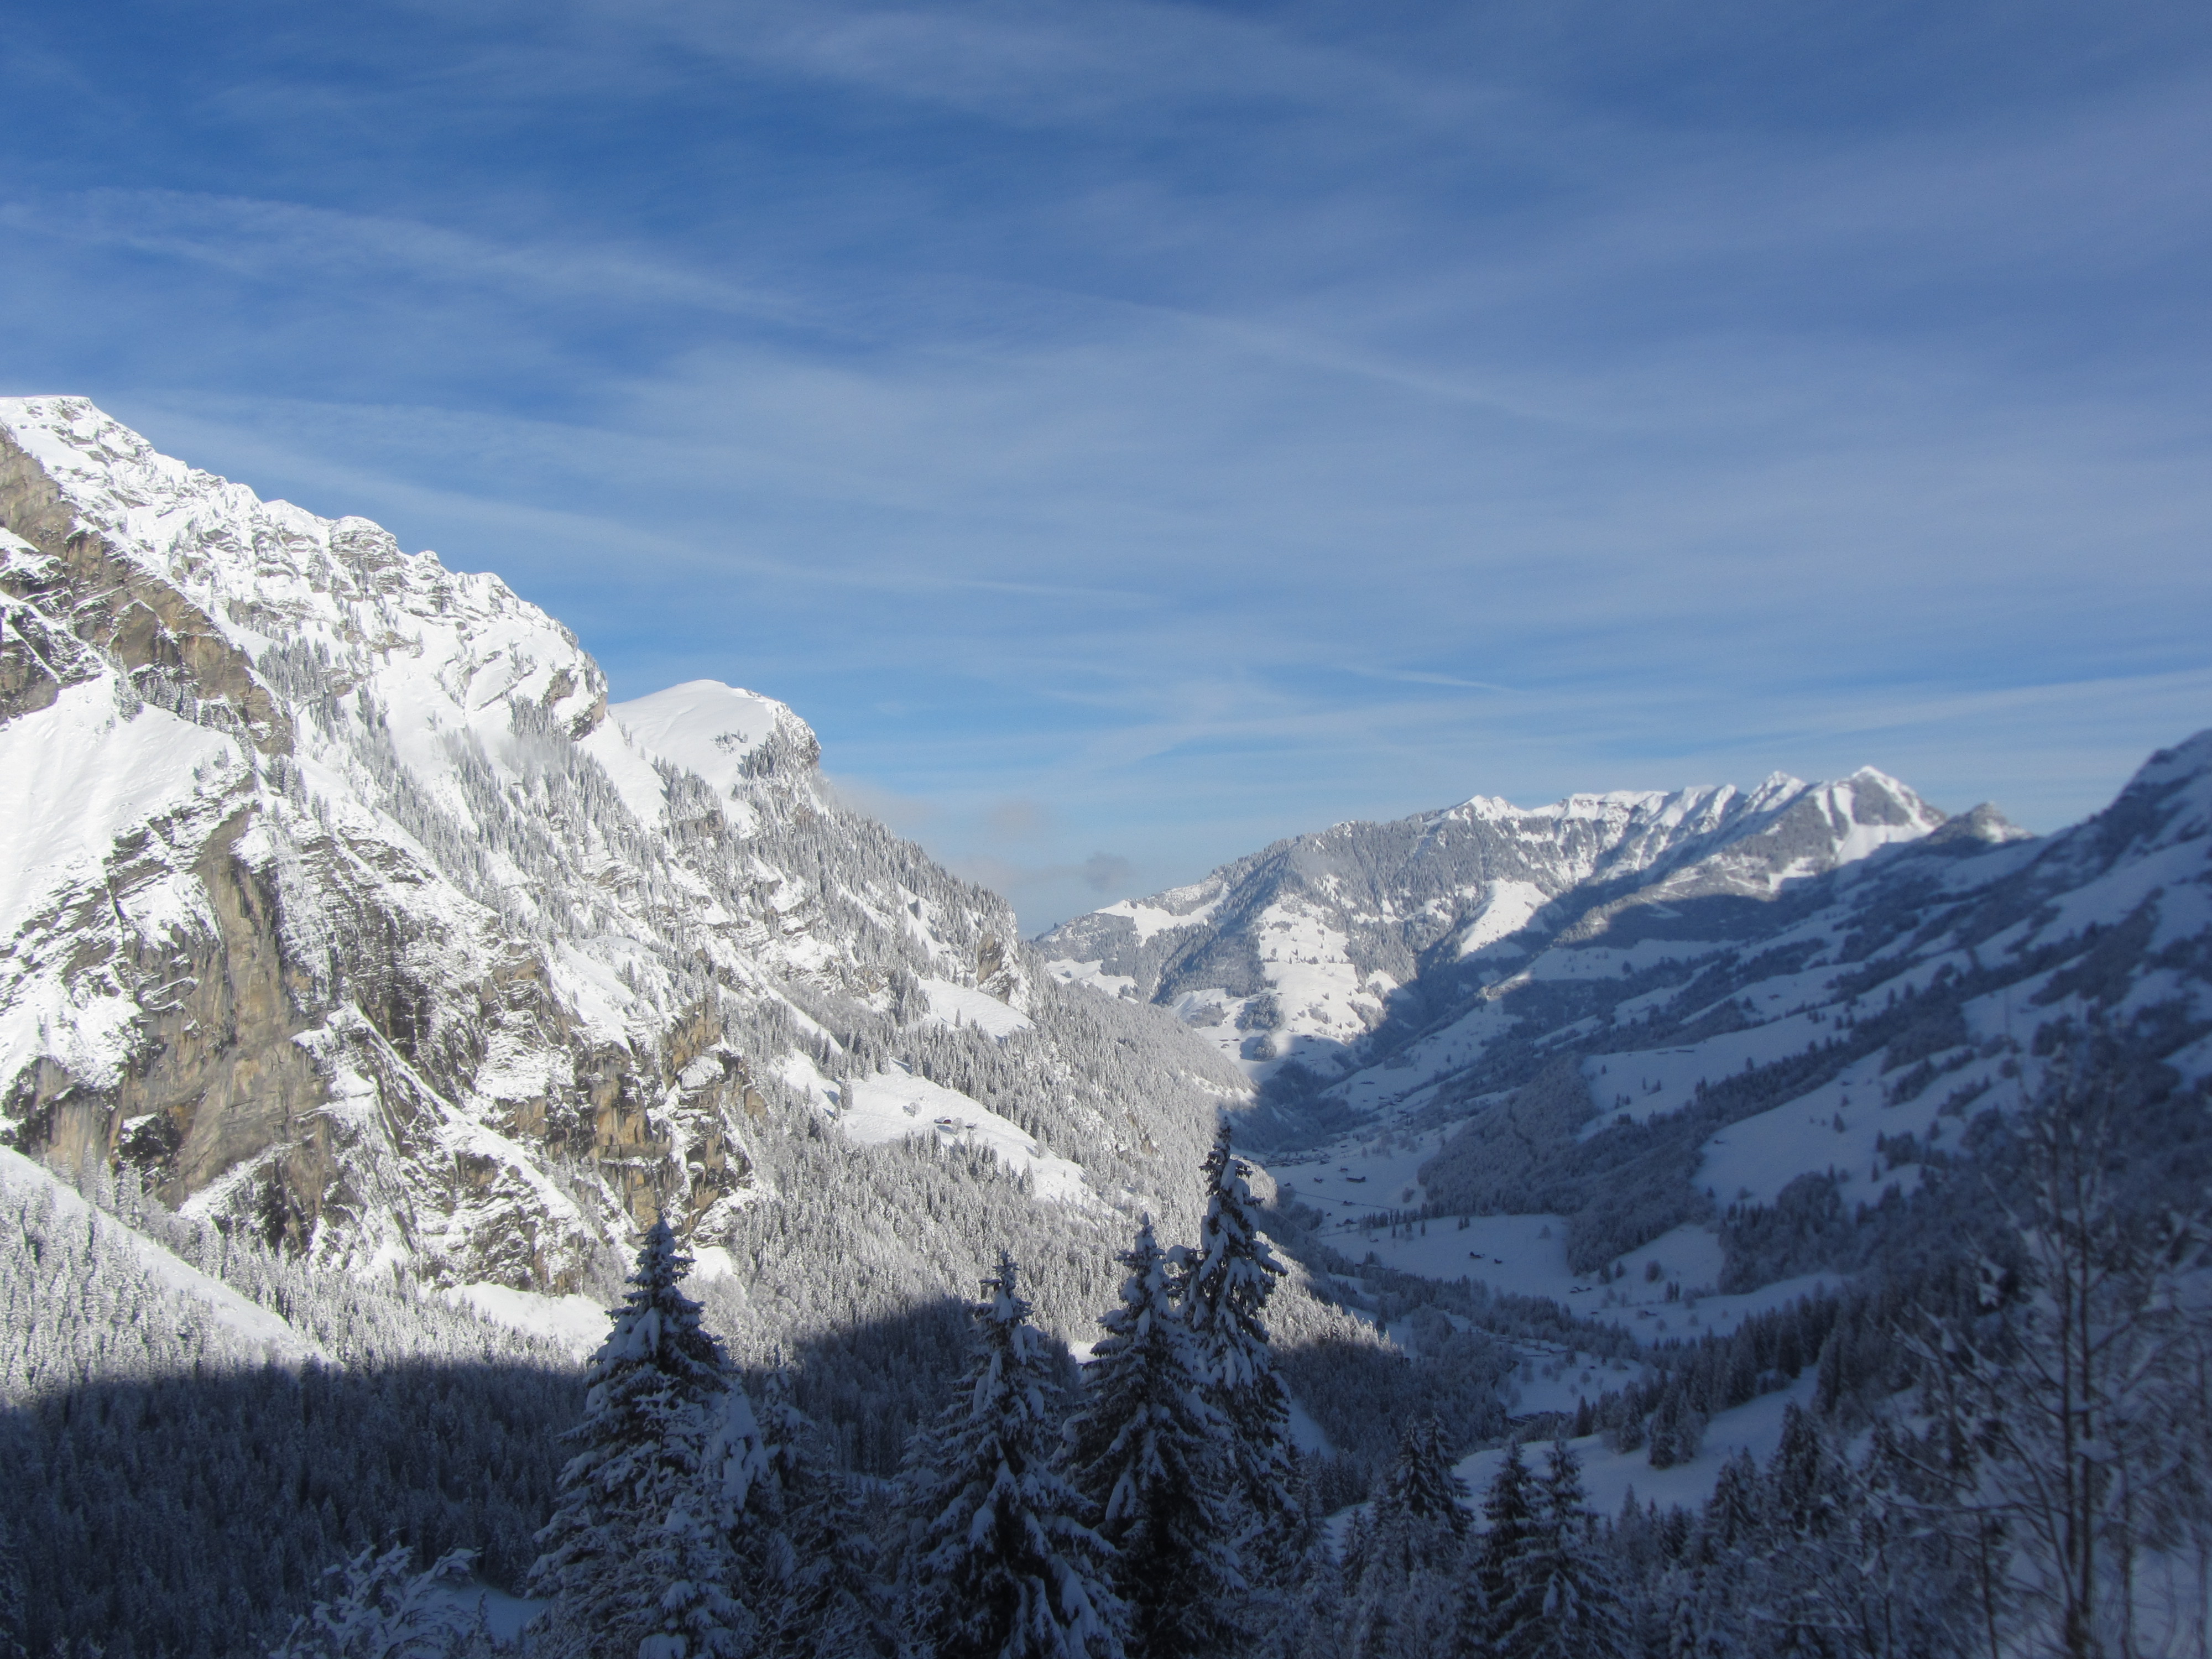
[1038,767,1961,1100]
[1042,727,2212,1301]
[0,398,1249,1339]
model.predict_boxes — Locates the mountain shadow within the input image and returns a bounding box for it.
[1,1357,583,1659]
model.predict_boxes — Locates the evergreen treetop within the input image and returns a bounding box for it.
[1383,1415,1470,1537]
[530,1219,764,1659]
[1066,1218,1245,1659]
[901,1253,1124,1659]
[1182,1125,1299,1562]
[1184,1126,1287,1387]
[1478,1442,1545,1650]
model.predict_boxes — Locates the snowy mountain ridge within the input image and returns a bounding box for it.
[1038,759,1959,1092]
[0,398,1248,1341]
[1043,716,2212,1323]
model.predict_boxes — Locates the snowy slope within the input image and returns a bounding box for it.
[0,398,1247,1347]
[1391,738,2203,1320]
[1039,763,1954,1102]
[1047,718,2212,1333]
[0,1144,326,1369]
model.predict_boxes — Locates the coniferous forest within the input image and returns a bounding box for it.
[8,1046,2212,1659]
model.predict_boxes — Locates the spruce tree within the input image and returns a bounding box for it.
[1067,1219,1246,1659]
[1477,1442,1543,1652]
[900,1254,1124,1659]
[1364,1415,1468,1583]
[1182,1126,1299,1569]
[270,1543,482,1659]
[0,1514,23,1659]
[1506,1441,1632,1659]
[530,1220,764,1659]
[752,1369,897,1658]
[1384,1416,1469,1540]
[1703,1451,1763,1554]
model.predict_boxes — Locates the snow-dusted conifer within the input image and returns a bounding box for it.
[1703,1451,1762,1553]
[1504,1441,1632,1659]
[1067,1218,1245,1659]
[1383,1416,1468,1540]
[901,1253,1123,1659]
[1476,1441,1542,1644]
[752,1368,896,1658]
[1361,1415,1468,1585]
[635,1498,752,1659]
[530,1220,763,1659]
[0,1514,23,1659]
[268,1543,480,1659]
[1182,1126,1298,1567]
[1645,1384,1703,1470]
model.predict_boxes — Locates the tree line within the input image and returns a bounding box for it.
[255,1050,2212,1659]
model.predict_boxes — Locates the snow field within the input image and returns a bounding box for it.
[1347,1213,1581,1302]
[1695,1049,1972,1208]
[448,1282,611,1358]
[917,976,1031,1038]
[827,1063,1091,1205]
[1042,958,1139,998]
[1088,885,1221,945]
[0,682,238,946]
[1453,880,1551,959]
[1453,1373,1822,1520]
[606,681,793,797]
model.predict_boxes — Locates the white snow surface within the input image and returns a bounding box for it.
[1043,958,1139,999]
[1454,1374,1822,1521]
[832,1065,1090,1204]
[1453,880,1551,959]
[1090,884,1222,945]
[448,1282,612,1359]
[917,976,1032,1038]
[0,685,236,951]
[608,680,806,801]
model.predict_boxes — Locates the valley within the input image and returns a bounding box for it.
[4,398,2209,1658]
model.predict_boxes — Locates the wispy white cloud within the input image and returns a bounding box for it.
[3,0,2204,927]
[0,188,798,322]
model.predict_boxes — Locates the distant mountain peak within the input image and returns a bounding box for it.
[1036,760,1957,1105]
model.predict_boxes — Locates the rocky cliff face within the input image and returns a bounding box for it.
[0,398,1245,1301]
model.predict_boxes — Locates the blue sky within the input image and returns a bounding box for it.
[6,2,2209,929]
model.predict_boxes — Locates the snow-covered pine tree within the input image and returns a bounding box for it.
[1182,1127,1299,1573]
[1249,1531,1343,1659]
[268,1543,483,1659]
[1362,1415,1468,1584]
[0,1514,23,1659]
[1066,1218,1245,1659]
[1476,1442,1543,1652]
[751,1368,897,1659]
[1385,1416,1469,1542]
[1644,1382,1703,1470]
[634,1499,754,1659]
[900,1253,1124,1659]
[530,1220,764,1659]
[1703,1451,1762,1553]
[1503,1441,1632,1659]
